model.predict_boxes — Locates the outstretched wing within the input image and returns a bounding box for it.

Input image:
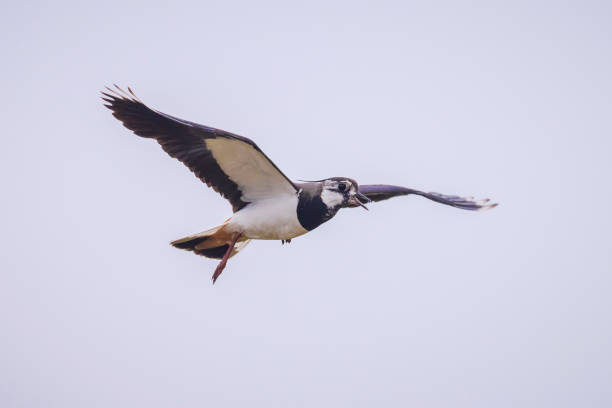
[356,184,497,211]
[102,86,297,212]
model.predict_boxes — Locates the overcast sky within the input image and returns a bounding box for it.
[2,1,611,407]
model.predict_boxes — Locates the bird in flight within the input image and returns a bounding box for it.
[102,86,497,283]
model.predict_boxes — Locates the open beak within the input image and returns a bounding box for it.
[349,191,371,210]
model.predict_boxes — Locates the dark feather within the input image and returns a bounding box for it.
[102,86,297,212]
[356,184,497,211]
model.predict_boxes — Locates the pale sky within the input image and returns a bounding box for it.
[2,1,611,407]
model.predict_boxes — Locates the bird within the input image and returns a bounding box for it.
[102,85,497,283]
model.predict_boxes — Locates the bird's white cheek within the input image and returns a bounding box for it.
[320,189,344,208]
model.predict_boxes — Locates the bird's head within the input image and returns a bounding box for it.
[320,177,371,211]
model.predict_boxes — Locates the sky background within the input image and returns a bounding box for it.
[2,1,611,407]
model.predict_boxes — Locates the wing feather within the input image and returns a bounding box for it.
[356,184,497,211]
[102,86,297,212]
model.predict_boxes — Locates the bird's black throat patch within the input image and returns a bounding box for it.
[296,190,340,231]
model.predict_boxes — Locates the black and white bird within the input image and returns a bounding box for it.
[102,86,497,283]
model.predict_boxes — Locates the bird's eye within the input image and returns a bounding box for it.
[338,182,347,192]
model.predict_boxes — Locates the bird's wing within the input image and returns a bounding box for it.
[102,86,298,212]
[356,184,497,211]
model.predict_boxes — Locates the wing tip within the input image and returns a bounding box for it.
[100,84,143,105]
[426,191,498,211]
[477,201,499,211]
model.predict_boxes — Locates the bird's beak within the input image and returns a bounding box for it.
[349,191,371,210]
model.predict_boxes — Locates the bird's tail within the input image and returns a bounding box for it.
[171,224,251,259]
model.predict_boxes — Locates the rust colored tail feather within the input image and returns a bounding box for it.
[171,224,251,259]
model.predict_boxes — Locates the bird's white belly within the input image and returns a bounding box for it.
[225,195,307,240]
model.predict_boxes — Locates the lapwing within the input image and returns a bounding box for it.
[102,86,497,283]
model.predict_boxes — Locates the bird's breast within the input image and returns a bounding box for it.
[226,194,308,240]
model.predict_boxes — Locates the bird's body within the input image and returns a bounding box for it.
[103,86,497,283]
[225,179,353,240]
[226,194,306,240]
